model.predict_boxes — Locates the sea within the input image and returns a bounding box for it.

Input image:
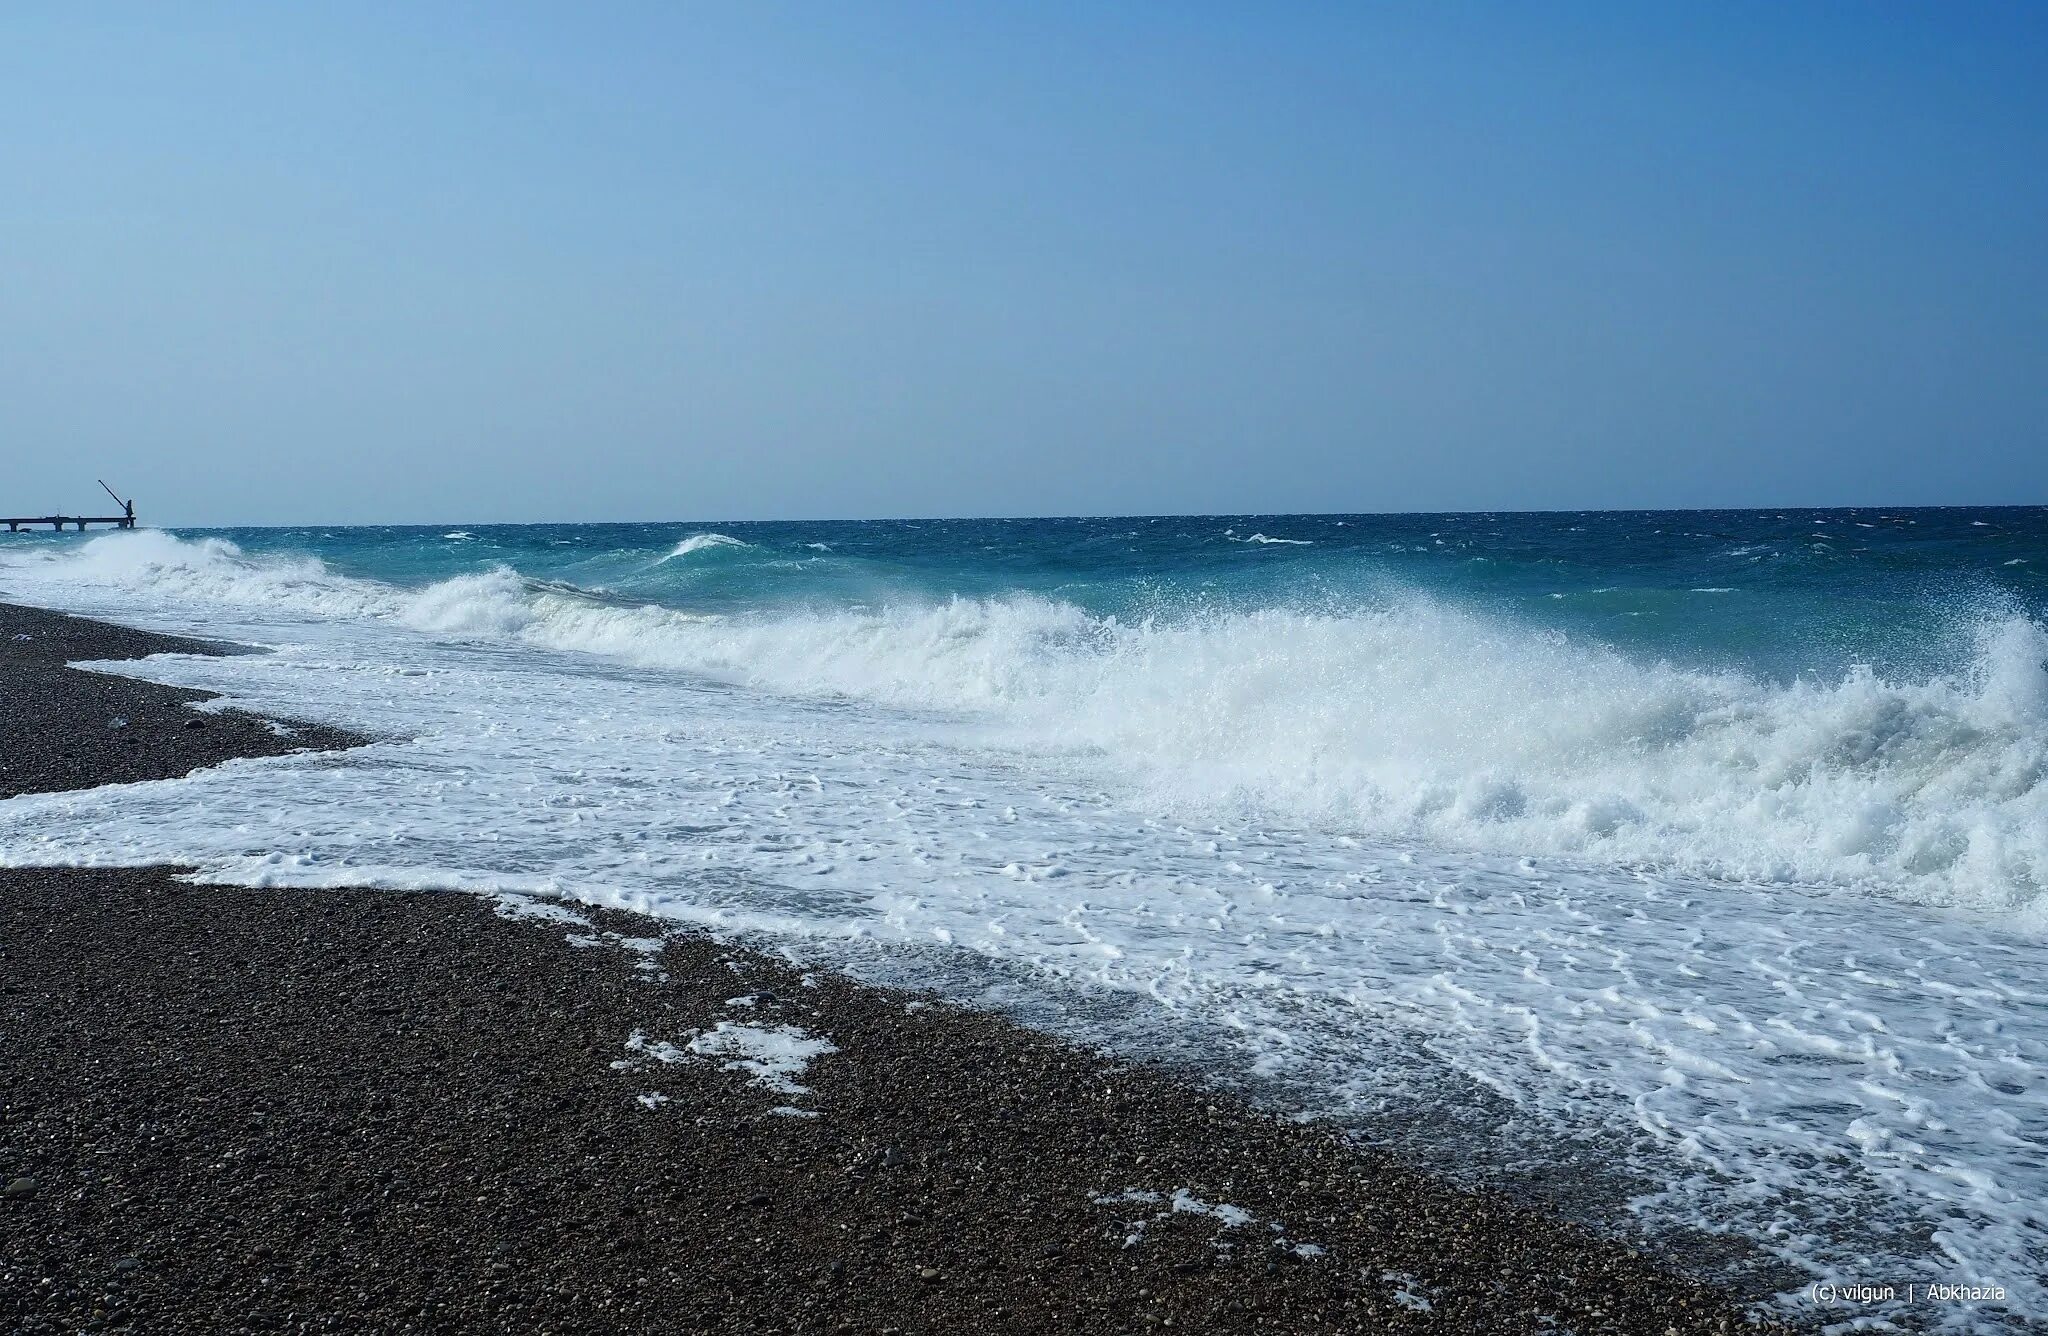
[2,508,2043,1330]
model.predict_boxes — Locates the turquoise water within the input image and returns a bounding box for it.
[199,507,2048,683]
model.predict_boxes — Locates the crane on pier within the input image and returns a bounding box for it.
[2,480,136,533]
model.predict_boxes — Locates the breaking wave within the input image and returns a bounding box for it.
[662,532,750,560]
[10,530,2046,916]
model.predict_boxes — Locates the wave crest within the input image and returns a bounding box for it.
[662,533,750,561]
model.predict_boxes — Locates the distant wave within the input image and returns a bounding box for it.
[662,532,750,561]
[1235,533,1313,546]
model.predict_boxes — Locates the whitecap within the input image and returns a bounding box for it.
[662,533,750,561]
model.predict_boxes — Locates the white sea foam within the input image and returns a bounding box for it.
[4,529,395,622]
[401,593,2039,914]
[3,530,2045,1329]
[685,1022,838,1096]
[9,532,2046,914]
[1094,1187,1260,1249]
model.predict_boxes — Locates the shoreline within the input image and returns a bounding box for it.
[1,600,1783,1333]
[0,603,368,801]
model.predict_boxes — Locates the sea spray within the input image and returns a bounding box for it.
[7,528,2045,912]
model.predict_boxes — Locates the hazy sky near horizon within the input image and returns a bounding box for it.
[3,3,2044,526]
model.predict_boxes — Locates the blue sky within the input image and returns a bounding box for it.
[2,3,2043,524]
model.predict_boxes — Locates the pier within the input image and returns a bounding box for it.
[3,481,135,533]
